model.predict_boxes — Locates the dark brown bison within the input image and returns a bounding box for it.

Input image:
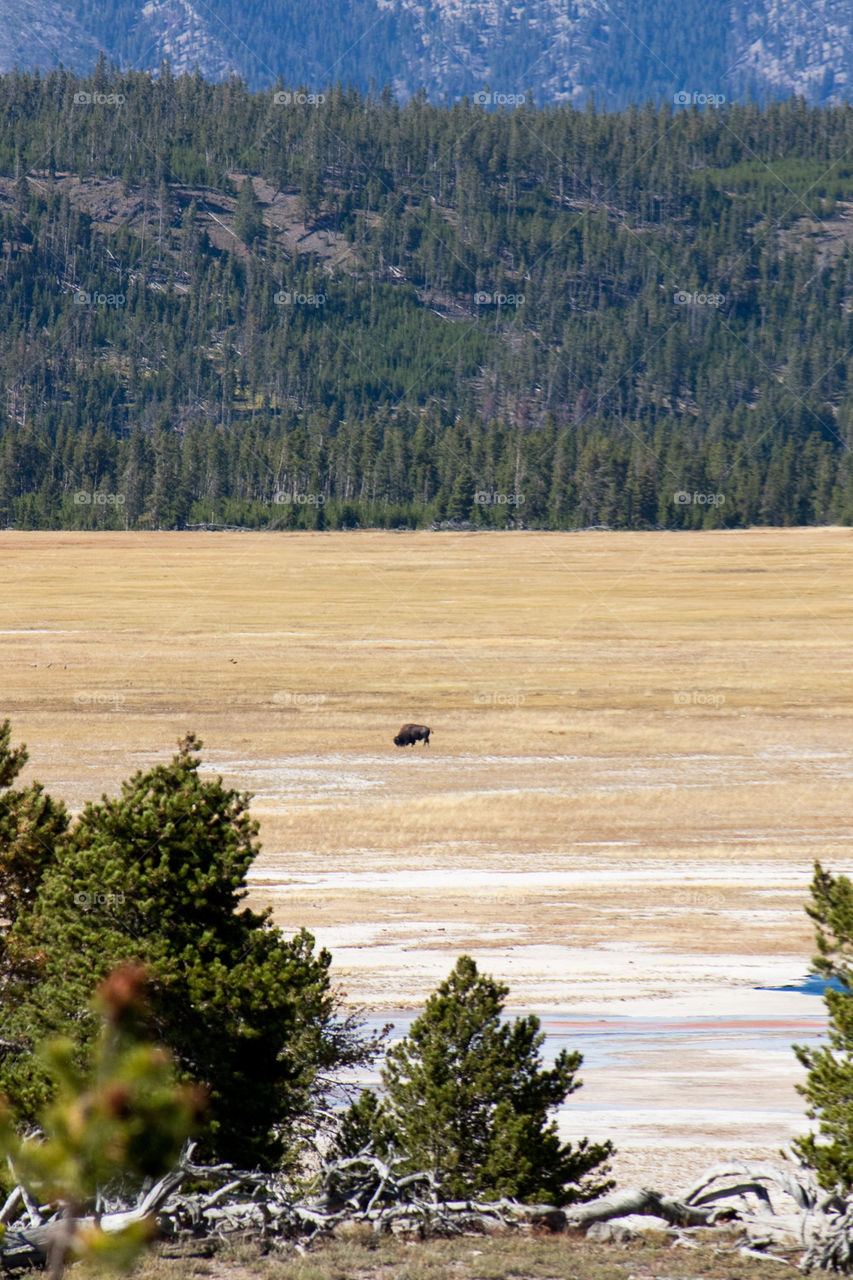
[394,723,431,747]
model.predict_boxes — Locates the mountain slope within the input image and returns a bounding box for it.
[1,73,853,530]
[0,0,850,108]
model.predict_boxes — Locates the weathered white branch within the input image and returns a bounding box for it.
[565,1186,720,1229]
[0,1152,849,1272]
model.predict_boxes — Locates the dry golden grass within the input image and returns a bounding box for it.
[130,1228,799,1280]
[2,527,852,1010]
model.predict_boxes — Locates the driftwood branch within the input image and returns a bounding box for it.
[565,1186,722,1229]
[0,1223,56,1271]
[0,1154,194,1270]
[802,1206,853,1273]
[0,1148,851,1272]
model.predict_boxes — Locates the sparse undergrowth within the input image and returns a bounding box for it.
[131,1232,799,1280]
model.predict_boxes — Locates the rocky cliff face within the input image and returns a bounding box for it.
[730,0,853,103]
[0,0,849,107]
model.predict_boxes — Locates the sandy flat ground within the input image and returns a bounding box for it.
[2,528,852,1189]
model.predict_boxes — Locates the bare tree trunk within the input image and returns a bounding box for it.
[565,1186,719,1229]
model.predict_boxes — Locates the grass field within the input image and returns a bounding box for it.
[3,527,852,1183]
[135,1228,799,1280]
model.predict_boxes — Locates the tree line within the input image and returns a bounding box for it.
[1,70,853,528]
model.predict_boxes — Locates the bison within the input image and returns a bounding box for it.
[394,723,431,748]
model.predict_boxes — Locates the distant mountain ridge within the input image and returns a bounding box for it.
[1,0,851,107]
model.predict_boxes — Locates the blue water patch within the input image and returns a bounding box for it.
[757,973,848,995]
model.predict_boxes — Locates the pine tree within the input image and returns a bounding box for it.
[234,176,264,247]
[444,470,475,523]
[0,733,377,1169]
[0,963,202,1278]
[0,720,67,929]
[335,955,613,1205]
[793,863,853,1189]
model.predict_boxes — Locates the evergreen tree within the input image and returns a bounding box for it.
[0,963,202,1278]
[444,470,475,523]
[794,863,853,1189]
[234,176,264,247]
[335,955,613,1205]
[0,75,851,529]
[0,720,67,929]
[0,733,377,1169]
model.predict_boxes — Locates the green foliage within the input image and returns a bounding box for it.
[336,955,613,1205]
[794,863,853,1189]
[0,76,851,530]
[0,720,68,928]
[234,177,264,246]
[0,733,377,1169]
[6,965,199,1194]
[334,1088,396,1161]
[0,963,199,1274]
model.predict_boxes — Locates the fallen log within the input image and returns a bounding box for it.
[0,1149,842,1271]
[802,1206,853,1273]
[681,1162,839,1216]
[0,1158,191,1270]
[0,1224,55,1271]
[565,1186,723,1229]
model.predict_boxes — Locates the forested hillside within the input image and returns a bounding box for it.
[2,68,853,530]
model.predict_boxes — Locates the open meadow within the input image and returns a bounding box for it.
[2,527,852,1186]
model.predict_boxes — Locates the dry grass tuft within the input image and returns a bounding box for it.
[130,1229,800,1280]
